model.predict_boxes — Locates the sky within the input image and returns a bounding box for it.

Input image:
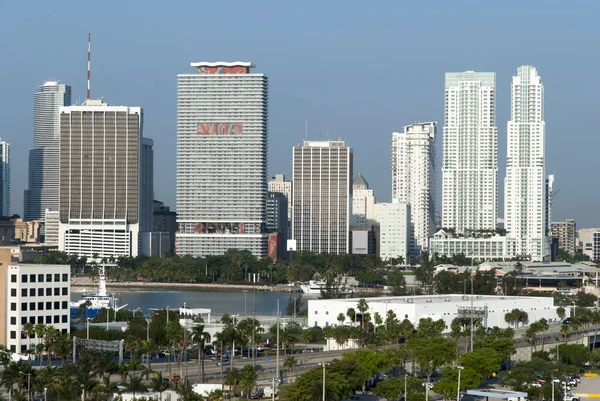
[0,0,598,226]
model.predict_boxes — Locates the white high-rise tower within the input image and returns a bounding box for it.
[442,72,497,233]
[392,122,436,251]
[176,62,268,257]
[505,66,550,261]
[24,81,71,221]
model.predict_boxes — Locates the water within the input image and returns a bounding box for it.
[70,287,312,316]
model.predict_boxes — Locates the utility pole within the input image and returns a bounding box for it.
[275,299,280,399]
[252,274,256,366]
[470,272,474,353]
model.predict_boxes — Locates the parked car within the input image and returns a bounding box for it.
[170,374,181,382]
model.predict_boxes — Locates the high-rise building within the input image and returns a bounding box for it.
[292,140,352,254]
[442,72,497,233]
[43,209,59,245]
[551,219,576,256]
[505,66,550,261]
[266,192,288,261]
[351,173,375,226]
[58,99,152,258]
[392,122,436,252]
[176,62,268,257]
[374,199,410,263]
[0,140,10,217]
[153,200,177,249]
[25,81,71,221]
[268,174,292,238]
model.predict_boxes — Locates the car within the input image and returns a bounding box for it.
[563,318,572,325]
[566,378,577,387]
[170,374,181,382]
[348,395,360,400]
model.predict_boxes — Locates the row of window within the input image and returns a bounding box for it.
[10,314,68,328]
[11,273,68,283]
[10,301,69,312]
[11,287,68,297]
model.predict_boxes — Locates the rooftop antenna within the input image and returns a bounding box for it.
[87,32,91,100]
[305,119,308,140]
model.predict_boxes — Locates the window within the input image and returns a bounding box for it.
[46,288,51,296]
[10,288,16,297]
[37,316,43,324]
[62,273,68,282]
[29,303,35,311]
[62,315,67,323]
[46,274,52,282]
[54,301,59,310]
[29,317,35,324]
[314,311,318,315]
[54,274,60,282]
[62,288,68,296]
[21,303,27,311]
[21,288,27,297]
[38,274,44,282]
[36,302,44,311]
[54,288,59,296]
[10,317,16,325]
[45,316,51,324]
[10,331,16,339]
[29,289,35,297]
[38,289,43,296]
[53,315,59,324]
[11,274,16,283]
[30,274,36,283]
[46,302,51,310]
[62,301,68,309]
[21,275,27,283]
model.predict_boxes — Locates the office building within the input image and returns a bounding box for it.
[43,209,59,245]
[442,72,497,232]
[292,140,352,254]
[351,173,375,226]
[429,229,517,261]
[153,200,177,249]
[25,81,71,221]
[14,220,41,244]
[266,192,288,261]
[268,174,292,221]
[392,122,436,252]
[578,228,600,261]
[176,62,268,257]
[140,232,171,258]
[551,219,576,256]
[374,199,410,263]
[58,99,152,258]
[350,225,377,255]
[505,66,550,261]
[4,263,70,353]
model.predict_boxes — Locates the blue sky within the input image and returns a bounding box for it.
[0,0,598,226]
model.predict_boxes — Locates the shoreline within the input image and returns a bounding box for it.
[70,277,298,292]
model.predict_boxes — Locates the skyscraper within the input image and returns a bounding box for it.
[292,140,352,254]
[176,62,268,257]
[442,72,498,233]
[391,122,436,252]
[351,173,375,226]
[24,81,71,221]
[58,99,152,258]
[505,66,550,261]
[0,140,10,217]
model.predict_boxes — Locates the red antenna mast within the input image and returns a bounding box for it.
[87,32,91,100]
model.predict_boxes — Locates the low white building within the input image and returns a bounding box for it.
[375,199,410,263]
[4,263,71,354]
[308,294,565,332]
[429,230,517,261]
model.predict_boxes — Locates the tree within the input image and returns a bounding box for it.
[224,369,240,397]
[346,308,356,323]
[356,299,369,328]
[285,294,304,316]
[239,365,258,399]
[408,337,456,401]
[21,322,35,360]
[284,356,298,375]
[387,270,407,295]
[123,373,147,400]
[557,307,566,319]
[150,373,170,401]
[191,323,211,383]
[374,376,425,401]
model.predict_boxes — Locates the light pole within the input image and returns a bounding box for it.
[320,362,330,401]
[275,299,280,401]
[146,318,151,368]
[20,372,31,401]
[470,273,474,353]
[457,366,464,401]
[404,374,408,401]
[86,318,91,340]
[552,379,559,401]
[44,387,47,401]
[81,384,85,401]
[243,290,248,318]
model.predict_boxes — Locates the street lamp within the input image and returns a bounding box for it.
[20,372,31,401]
[44,387,47,401]
[319,362,330,401]
[457,366,464,401]
[552,379,559,401]
[86,318,91,340]
[81,384,85,401]
[404,374,408,401]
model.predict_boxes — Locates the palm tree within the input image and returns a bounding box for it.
[151,372,170,401]
[97,375,119,399]
[0,362,21,400]
[94,354,117,381]
[239,365,258,399]
[191,323,211,383]
[561,324,570,344]
[123,372,147,400]
[76,370,98,400]
[34,324,46,365]
[300,330,313,353]
[337,313,345,325]
[124,336,141,361]
[283,356,298,375]
[0,345,10,366]
[356,299,369,328]
[346,307,356,323]
[21,322,35,360]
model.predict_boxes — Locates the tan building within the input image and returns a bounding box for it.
[14,220,41,243]
[551,219,576,255]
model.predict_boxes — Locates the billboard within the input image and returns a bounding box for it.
[197,122,243,136]
[197,66,248,75]
[268,233,278,261]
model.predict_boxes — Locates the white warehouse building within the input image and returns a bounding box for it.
[308,294,565,331]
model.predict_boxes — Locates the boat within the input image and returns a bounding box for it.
[70,266,127,318]
[299,279,353,296]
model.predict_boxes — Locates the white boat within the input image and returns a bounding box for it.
[299,280,353,295]
[70,266,127,317]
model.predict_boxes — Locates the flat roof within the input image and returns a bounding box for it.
[466,389,527,399]
[309,294,546,305]
[190,61,254,68]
